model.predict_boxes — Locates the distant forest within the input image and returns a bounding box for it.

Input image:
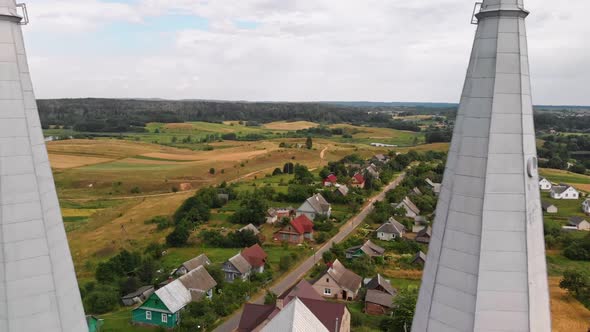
[36,98,590,134]
[36,98,454,133]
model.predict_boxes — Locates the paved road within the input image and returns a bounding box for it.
[214,172,406,332]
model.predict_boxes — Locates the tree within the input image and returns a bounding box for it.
[389,287,418,331]
[272,168,283,176]
[83,285,120,314]
[293,164,314,185]
[230,194,269,225]
[306,136,313,149]
[559,269,589,298]
[166,222,191,247]
[283,162,294,174]
[209,168,216,175]
[264,291,277,305]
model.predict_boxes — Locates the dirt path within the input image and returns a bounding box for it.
[214,172,406,332]
[320,146,328,159]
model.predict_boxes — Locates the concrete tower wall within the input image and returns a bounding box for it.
[0,0,87,331]
[412,0,551,331]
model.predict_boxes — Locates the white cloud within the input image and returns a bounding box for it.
[25,0,590,105]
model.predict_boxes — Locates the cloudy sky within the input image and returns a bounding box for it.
[24,0,589,105]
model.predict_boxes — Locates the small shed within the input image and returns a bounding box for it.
[541,201,558,214]
[364,289,394,315]
[411,251,427,266]
[415,226,432,244]
[121,285,155,306]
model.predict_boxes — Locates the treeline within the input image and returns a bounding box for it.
[535,112,590,132]
[38,98,410,132]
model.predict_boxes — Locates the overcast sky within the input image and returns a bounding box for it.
[25,0,589,105]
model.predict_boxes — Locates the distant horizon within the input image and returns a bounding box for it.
[35,97,590,109]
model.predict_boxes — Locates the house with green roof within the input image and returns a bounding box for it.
[132,266,217,328]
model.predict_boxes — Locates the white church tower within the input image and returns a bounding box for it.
[412,0,551,331]
[0,1,87,331]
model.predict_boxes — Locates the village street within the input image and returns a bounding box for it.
[214,172,407,332]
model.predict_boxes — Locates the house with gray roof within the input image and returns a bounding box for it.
[313,259,363,301]
[550,184,580,200]
[222,253,252,282]
[175,253,211,276]
[365,289,394,315]
[567,216,590,231]
[297,193,331,220]
[346,240,385,259]
[366,274,397,297]
[376,217,406,240]
[412,215,429,233]
[335,184,349,197]
[411,251,427,266]
[121,285,155,306]
[415,226,432,244]
[541,201,558,214]
[395,197,421,218]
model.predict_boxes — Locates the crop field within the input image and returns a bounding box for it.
[329,124,424,146]
[549,277,590,331]
[262,121,319,130]
[540,168,590,192]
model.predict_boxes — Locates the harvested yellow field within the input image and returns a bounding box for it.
[61,208,98,217]
[163,123,193,130]
[47,139,175,159]
[49,154,114,169]
[263,121,319,130]
[549,277,590,331]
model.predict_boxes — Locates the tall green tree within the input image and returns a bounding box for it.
[306,136,313,149]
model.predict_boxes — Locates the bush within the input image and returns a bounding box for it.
[166,223,191,247]
[351,311,365,327]
[279,255,293,272]
[83,285,119,314]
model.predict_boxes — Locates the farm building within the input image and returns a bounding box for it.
[313,259,362,301]
[121,285,155,306]
[550,184,580,200]
[297,193,331,220]
[539,178,552,191]
[541,201,558,214]
[376,217,406,240]
[364,289,394,315]
[425,178,441,195]
[335,185,350,196]
[567,216,590,231]
[274,214,314,244]
[175,253,211,276]
[412,251,427,266]
[345,240,385,259]
[415,227,432,244]
[239,223,261,236]
[372,154,389,164]
[266,207,293,224]
[132,266,216,328]
[582,199,590,214]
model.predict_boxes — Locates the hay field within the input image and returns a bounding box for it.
[549,277,590,331]
[263,121,319,130]
[540,168,590,192]
[49,154,114,169]
[329,123,424,146]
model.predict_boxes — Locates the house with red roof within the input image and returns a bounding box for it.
[323,174,338,187]
[351,173,365,189]
[241,244,268,273]
[273,215,314,244]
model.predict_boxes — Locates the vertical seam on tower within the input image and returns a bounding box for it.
[472,11,500,330]
[11,21,65,331]
[518,14,532,332]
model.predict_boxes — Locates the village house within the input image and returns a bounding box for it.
[366,274,397,297]
[121,285,155,306]
[351,173,366,189]
[222,253,252,282]
[313,259,363,301]
[266,207,293,224]
[335,184,350,197]
[582,199,590,214]
[175,253,211,276]
[365,164,380,179]
[274,214,314,244]
[132,266,217,328]
[241,244,268,273]
[239,223,261,236]
[550,184,580,200]
[412,251,427,266]
[395,196,421,218]
[323,174,338,187]
[415,226,432,244]
[345,240,385,259]
[425,178,441,195]
[566,216,590,231]
[539,177,552,191]
[260,299,328,332]
[412,216,429,233]
[376,218,406,240]
[238,279,351,332]
[541,201,558,214]
[297,193,331,220]
[372,154,389,164]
